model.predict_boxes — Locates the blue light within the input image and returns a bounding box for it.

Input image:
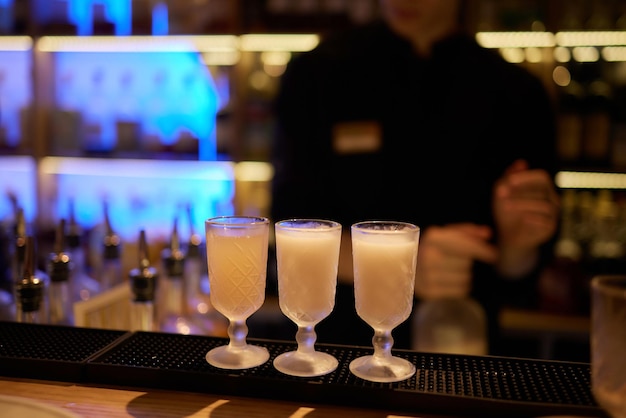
[54,50,218,159]
[47,158,235,240]
[106,0,131,36]
[67,0,89,35]
[0,157,37,226]
[0,0,13,33]
[0,50,32,148]
[38,0,131,36]
[152,1,168,36]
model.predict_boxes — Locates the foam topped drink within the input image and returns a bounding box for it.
[272,219,342,378]
[275,220,341,326]
[352,226,418,330]
[349,221,420,383]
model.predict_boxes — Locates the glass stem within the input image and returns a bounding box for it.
[295,325,316,355]
[372,329,393,360]
[228,319,248,350]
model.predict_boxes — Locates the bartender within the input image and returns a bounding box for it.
[270,0,560,354]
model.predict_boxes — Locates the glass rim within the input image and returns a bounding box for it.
[205,215,269,226]
[351,220,419,232]
[275,218,342,231]
[592,275,626,298]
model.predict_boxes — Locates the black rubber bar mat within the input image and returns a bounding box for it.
[0,321,127,382]
[0,322,608,417]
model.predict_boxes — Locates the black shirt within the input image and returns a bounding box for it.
[270,21,558,352]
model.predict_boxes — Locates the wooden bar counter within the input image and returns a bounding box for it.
[0,376,446,418]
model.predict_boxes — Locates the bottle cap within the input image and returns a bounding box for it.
[162,218,185,277]
[18,236,44,313]
[129,230,158,302]
[17,277,44,312]
[66,199,82,249]
[185,204,202,259]
[49,218,71,283]
[103,201,121,260]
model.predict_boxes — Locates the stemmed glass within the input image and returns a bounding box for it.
[349,221,420,383]
[273,219,341,377]
[204,216,270,369]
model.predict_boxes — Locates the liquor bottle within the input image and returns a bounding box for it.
[129,230,157,332]
[610,86,626,171]
[115,70,140,153]
[15,236,46,324]
[47,218,73,325]
[98,201,123,290]
[0,68,10,149]
[412,297,488,356]
[556,79,585,168]
[582,78,613,169]
[540,189,586,314]
[39,0,77,35]
[0,0,13,34]
[11,207,26,286]
[575,190,597,260]
[91,2,115,35]
[0,218,13,321]
[555,189,583,262]
[588,190,626,276]
[10,205,50,320]
[52,70,82,154]
[158,218,202,335]
[66,200,100,302]
[183,205,203,317]
[82,67,114,153]
[183,205,227,336]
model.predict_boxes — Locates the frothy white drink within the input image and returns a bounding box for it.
[352,230,418,330]
[275,222,341,326]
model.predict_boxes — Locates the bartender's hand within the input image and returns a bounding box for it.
[414,223,498,300]
[492,159,560,279]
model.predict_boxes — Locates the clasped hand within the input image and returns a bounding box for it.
[415,159,560,300]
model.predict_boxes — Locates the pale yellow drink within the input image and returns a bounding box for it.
[275,221,341,326]
[206,224,268,322]
[352,230,418,331]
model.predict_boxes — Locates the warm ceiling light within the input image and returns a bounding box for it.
[556,171,626,189]
[0,36,32,51]
[556,31,626,47]
[239,34,319,52]
[476,32,555,48]
[37,35,239,53]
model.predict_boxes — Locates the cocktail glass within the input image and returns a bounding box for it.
[591,275,626,418]
[349,221,420,383]
[204,216,270,369]
[273,219,341,377]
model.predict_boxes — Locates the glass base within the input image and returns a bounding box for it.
[349,355,416,383]
[206,344,269,370]
[273,350,338,377]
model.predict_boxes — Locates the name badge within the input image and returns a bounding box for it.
[332,121,382,154]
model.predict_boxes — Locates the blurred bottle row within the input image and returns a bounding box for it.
[51,62,223,159]
[0,198,229,337]
[555,59,626,172]
[0,49,225,160]
[2,0,626,36]
[539,188,626,316]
